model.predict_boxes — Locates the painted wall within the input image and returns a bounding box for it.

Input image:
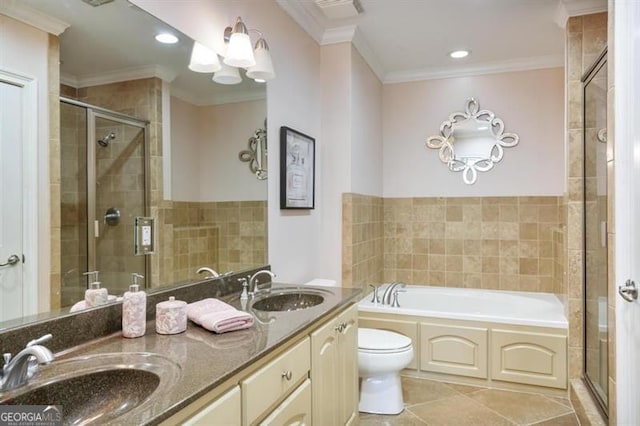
[317,43,383,283]
[0,15,51,311]
[350,45,383,196]
[383,68,565,197]
[133,0,323,283]
[170,96,267,202]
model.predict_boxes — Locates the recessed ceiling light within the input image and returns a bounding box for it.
[155,33,179,44]
[449,50,470,59]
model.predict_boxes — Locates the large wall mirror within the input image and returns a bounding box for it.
[425,98,519,184]
[1,0,268,327]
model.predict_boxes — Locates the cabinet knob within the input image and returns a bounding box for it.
[281,370,293,381]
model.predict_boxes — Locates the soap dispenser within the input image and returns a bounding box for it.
[122,273,146,338]
[83,271,108,307]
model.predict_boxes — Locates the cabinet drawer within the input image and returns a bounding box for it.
[491,329,566,389]
[420,322,488,378]
[242,338,310,424]
[259,379,311,426]
[183,386,240,426]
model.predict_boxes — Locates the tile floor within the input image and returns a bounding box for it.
[359,376,579,426]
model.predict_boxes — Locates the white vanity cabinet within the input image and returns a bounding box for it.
[311,304,358,426]
[160,302,358,426]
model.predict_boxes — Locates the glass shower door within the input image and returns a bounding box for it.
[583,52,608,409]
[89,111,147,296]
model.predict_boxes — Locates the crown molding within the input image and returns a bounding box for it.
[384,54,564,84]
[0,0,69,35]
[555,0,607,28]
[351,27,385,82]
[170,86,266,106]
[60,65,177,89]
[320,24,356,44]
[276,0,325,44]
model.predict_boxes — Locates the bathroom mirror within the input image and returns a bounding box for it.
[425,98,519,184]
[0,0,268,327]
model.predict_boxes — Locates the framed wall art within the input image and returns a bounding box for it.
[280,126,315,209]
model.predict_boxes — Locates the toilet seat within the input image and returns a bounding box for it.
[358,328,412,353]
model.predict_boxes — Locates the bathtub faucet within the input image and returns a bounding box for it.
[382,282,406,305]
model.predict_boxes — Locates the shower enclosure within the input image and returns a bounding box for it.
[60,99,149,307]
[582,49,608,412]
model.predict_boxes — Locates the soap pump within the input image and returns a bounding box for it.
[122,273,147,338]
[83,271,108,307]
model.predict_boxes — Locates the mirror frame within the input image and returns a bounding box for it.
[425,98,519,184]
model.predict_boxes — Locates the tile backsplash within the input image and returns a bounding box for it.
[343,195,565,293]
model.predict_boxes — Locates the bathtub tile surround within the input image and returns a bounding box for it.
[342,194,384,288]
[342,195,565,293]
[359,376,578,426]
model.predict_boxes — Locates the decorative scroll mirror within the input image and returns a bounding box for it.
[425,98,519,184]
[239,119,268,180]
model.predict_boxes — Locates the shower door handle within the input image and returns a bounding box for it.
[0,254,20,267]
[619,279,638,302]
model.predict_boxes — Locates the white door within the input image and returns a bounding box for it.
[614,1,640,424]
[0,79,24,322]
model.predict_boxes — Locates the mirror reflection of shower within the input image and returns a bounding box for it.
[98,131,116,147]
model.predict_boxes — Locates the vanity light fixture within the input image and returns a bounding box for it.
[449,50,470,59]
[224,17,256,68]
[189,16,275,85]
[189,41,221,73]
[155,33,179,44]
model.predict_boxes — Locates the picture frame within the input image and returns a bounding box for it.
[280,126,315,209]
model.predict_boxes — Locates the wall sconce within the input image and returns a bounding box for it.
[188,16,275,85]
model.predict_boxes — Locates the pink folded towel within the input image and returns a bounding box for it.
[187,298,254,334]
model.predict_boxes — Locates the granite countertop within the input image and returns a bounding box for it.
[5,283,361,425]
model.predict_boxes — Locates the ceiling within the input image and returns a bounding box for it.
[14,0,265,105]
[5,0,607,94]
[277,0,607,82]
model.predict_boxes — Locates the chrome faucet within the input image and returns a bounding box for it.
[248,270,276,297]
[196,267,220,278]
[1,334,54,392]
[381,282,406,305]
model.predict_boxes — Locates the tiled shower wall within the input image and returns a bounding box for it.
[169,201,267,282]
[566,13,609,385]
[343,195,566,293]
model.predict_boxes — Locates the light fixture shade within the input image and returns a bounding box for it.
[247,38,275,82]
[189,41,221,73]
[212,62,242,85]
[223,18,255,67]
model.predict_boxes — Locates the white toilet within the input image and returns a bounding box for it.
[358,328,414,415]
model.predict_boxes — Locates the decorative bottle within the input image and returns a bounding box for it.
[122,273,146,338]
[83,271,108,307]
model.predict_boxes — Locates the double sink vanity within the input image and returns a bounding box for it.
[0,270,362,425]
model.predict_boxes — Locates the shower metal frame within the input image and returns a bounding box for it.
[580,46,608,418]
[60,97,151,288]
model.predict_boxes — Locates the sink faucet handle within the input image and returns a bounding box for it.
[26,334,52,348]
[368,284,380,303]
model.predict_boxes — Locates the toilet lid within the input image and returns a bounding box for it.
[358,328,412,352]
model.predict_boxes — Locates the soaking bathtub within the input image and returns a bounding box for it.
[358,285,569,391]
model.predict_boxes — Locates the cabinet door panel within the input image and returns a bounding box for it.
[491,329,566,389]
[420,323,488,378]
[311,312,340,426]
[339,305,358,425]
